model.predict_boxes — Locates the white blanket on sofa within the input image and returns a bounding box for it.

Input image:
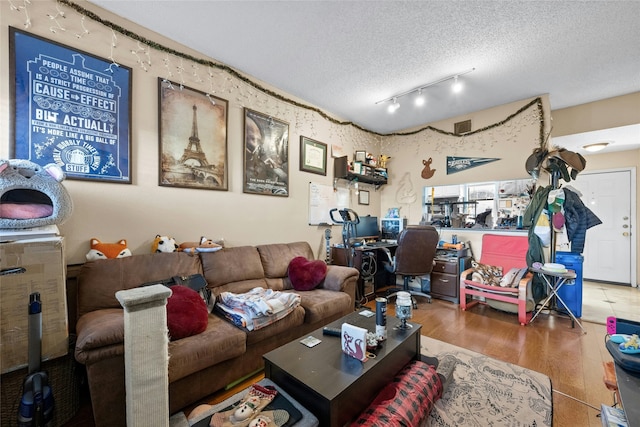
[216,287,301,331]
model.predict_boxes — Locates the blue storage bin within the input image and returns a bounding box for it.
[555,251,584,317]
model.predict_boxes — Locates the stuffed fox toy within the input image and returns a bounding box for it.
[86,238,132,261]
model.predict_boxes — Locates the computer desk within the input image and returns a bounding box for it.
[330,243,398,300]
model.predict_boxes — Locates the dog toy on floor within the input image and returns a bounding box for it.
[208,383,287,427]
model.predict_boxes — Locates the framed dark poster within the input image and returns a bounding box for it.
[243,108,289,196]
[10,28,132,183]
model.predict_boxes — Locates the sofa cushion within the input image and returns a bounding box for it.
[290,289,353,325]
[75,309,125,365]
[288,256,327,291]
[77,252,202,318]
[167,285,209,340]
[200,246,266,289]
[168,315,247,382]
[257,242,315,283]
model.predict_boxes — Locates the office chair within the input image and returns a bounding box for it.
[381,225,439,308]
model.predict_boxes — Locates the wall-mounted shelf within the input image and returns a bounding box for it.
[344,172,387,186]
[334,156,387,189]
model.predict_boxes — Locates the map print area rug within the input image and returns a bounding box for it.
[421,336,552,427]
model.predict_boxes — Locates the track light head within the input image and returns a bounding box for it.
[387,97,400,113]
[414,89,426,107]
[452,76,463,93]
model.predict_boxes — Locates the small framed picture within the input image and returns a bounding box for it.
[352,161,362,174]
[355,150,366,163]
[299,136,327,175]
[359,190,370,205]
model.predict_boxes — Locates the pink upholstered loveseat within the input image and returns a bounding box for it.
[459,234,535,325]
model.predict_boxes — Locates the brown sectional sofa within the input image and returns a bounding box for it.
[74,241,359,427]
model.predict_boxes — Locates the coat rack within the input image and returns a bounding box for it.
[549,170,560,263]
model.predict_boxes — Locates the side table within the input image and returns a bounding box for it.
[529,267,586,333]
[431,246,470,303]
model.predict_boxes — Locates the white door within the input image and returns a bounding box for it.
[568,169,633,284]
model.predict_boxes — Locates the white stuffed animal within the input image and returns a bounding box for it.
[151,235,179,253]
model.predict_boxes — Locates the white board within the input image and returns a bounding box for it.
[308,182,350,225]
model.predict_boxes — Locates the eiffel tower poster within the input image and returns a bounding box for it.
[158,79,228,190]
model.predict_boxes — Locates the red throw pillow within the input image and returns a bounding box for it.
[166,285,208,340]
[350,360,443,426]
[288,256,327,291]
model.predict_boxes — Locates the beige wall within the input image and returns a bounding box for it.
[2,1,639,269]
[553,94,640,284]
[551,92,640,137]
[1,1,381,264]
[379,95,551,224]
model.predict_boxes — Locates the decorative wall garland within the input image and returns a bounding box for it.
[379,97,543,160]
[7,0,545,150]
[53,0,545,145]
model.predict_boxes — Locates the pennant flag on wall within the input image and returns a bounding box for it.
[447,156,500,174]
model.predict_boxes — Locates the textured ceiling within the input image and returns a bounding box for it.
[89,0,640,150]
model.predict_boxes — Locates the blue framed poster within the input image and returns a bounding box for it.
[10,28,132,183]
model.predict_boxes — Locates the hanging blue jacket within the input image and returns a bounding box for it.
[563,188,602,254]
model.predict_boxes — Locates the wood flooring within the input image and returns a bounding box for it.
[63,297,615,427]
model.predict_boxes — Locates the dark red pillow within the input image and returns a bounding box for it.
[166,285,208,340]
[288,256,327,291]
[350,360,443,425]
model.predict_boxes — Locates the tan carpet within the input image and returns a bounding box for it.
[421,336,553,427]
[185,337,553,427]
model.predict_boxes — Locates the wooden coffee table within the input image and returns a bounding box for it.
[263,309,421,426]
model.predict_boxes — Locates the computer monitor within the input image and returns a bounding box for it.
[355,215,380,240]
[381,217,407,240]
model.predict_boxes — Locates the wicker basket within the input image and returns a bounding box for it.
[1,353,81,426]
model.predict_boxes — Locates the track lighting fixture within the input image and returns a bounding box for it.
[376,68,474,113]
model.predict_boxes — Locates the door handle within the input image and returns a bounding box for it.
[623,232,630,237]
